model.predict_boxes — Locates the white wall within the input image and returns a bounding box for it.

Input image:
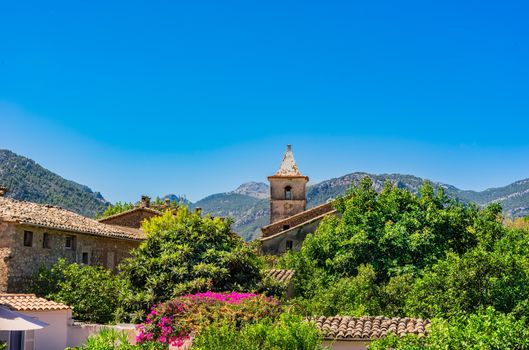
[67,323,137,348]
[22,310,70,350]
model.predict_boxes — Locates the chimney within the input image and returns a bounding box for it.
[140,195,151,208]
[0,187,6,197]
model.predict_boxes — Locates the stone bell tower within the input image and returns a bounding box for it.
[268,145,309,223]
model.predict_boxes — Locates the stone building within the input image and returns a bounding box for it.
[268,145,309,223]
[260,145,336,255]
[97,196,163,228]
[0,195,144,293]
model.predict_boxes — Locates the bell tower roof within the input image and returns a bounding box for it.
[270,145,308,179]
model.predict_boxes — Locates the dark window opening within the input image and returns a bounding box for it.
[286,240,294,250]
[65,235,76,250]
[42,233,51,249]
[23,231,33,247]
[283,225,290,231]
[82,252,89,265]
[284,186,292,200]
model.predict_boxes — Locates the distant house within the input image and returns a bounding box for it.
[97,195,164,228]
[311,316,430,350]
[0,293,71,350]
[0,193,145,293]
[259,145,336,255]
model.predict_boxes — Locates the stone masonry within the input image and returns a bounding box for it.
[0,222,140,292]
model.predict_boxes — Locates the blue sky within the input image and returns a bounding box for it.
[1,1,528,203]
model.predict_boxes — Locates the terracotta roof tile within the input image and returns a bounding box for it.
[0,198,145,241]
[309,316,430,340]
[0,294,70,311]
[97,207,162,223]
[266,269,295,284]
[260,201,336,238]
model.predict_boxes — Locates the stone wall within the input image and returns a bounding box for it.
[0,222,14,292]
[1,223,140,292]
[269,177,308,223]
[99,209,159,228]
[260,218,323,255]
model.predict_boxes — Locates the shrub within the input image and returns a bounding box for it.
[120,208,264,320]
[32,259,122,324]
[369,308,529,350]
[405,247,529,318]
[192,313,327,350]
[68,328,164,350]
[0,341,6,350]
[291,264,381,316]
[136,292,281,346]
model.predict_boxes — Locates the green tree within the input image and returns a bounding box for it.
[192,313,326,350]
[119,208,263,320]
[405,238,529,318]
[32,259,122,324]
[96,201,135,218]
[369,307,529,350]
[280,177,510,316]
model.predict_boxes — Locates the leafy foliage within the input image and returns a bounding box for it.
[67,328,164,350]
[281,177,529,319]
[118,208,264,320]
[32,259,122,324]
[192,313,326,350]
[137,292,281,346]
[96,201,135,218]
[369,307,529,350]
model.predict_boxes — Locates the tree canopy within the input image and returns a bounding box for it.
[281,177,529,319]
[118,208,263,320]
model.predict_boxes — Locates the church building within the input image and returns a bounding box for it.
[259,145,336,255]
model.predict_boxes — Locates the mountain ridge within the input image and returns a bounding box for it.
[0,149,109,217]
[2,149,529,242]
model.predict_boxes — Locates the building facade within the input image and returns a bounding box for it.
[0,196,144,293]
[268,145,309,223]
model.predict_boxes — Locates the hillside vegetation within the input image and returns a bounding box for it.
[0,149,108,217]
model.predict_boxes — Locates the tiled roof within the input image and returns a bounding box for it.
[266,269,295,284]
[97,207,162,222]
[0,294,70,311]
[0,198,144,241]
[261,201,336,239]
[309,316,430,340]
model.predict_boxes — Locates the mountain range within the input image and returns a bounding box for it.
[2,149,529,241]
[185,173,529,241]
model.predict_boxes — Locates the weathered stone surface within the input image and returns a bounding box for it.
[1,222,139,292]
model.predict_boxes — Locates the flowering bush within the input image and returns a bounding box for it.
[136,292,282,346]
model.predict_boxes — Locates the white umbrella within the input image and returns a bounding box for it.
[0,307,48,331]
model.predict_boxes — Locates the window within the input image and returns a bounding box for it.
[81,252,89,265]
[65,235,76,250]
[42,233,51,249]
[284,186,292,200]
[283,225,290,231]
[286,240,293,251]
[23,231,33,247]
